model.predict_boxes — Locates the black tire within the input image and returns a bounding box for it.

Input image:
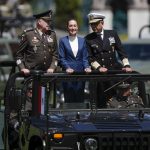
[28,136,43,150]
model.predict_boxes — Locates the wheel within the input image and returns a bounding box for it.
[28,136,43,150]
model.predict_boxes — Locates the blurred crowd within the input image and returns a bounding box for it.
[0,0,33,17]
[0,0,33,38]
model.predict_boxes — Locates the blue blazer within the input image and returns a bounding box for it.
[58,36,90,71]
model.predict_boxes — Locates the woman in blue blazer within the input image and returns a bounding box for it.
[58,19,91,103]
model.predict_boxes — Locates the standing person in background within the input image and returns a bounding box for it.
[16,10,58,74]
[58,19,91,104]
[85,12,132,108]
[6,0,33,17]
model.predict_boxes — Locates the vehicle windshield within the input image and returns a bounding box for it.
[4,71,150,116]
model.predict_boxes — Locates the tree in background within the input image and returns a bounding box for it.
[55,0,82,31]
[27,0,93,33]
[80,0,92,33]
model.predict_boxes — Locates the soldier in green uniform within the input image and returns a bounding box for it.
[15,9,58,111]
[7,10,58,149]
[16,10,58,74]
[107,83,144,108]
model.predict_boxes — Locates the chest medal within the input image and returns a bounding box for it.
[47,37,53,42]
[33,45,37,53]
[32,37,39,53]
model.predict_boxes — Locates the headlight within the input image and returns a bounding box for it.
[84,138,98,150]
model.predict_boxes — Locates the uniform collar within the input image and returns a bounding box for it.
[95,30,104,39]
[98,29,104,36]
[95,29,104,35]
[36,28,43,36]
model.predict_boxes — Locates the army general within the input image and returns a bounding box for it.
[15,10,58,74]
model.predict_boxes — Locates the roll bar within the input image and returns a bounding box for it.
[4,70,150,116]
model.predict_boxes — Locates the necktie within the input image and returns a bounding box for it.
[97,32,102,40]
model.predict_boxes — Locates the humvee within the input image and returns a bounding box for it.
[3,68,150,150]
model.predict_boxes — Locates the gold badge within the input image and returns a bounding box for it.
[33,45,37,53]
[109,37,115,45]
[32,37,39,44]
[89,14,94,21]
[48,37,53,42]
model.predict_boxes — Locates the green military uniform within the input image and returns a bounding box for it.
[107,83,144,108]
[16,28,58,71]
[107,95,144,108]
[6,10,58,149]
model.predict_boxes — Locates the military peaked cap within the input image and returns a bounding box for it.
[88,12,105,24]
[117,83,131,90]
[33,10,52,21]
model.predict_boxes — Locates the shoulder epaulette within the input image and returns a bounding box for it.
[18,28,34,39]
[23,28,34,34]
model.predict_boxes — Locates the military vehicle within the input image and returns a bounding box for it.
[2,67,150,150]
[1,21,150,149]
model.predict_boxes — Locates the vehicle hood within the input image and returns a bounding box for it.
[31,110,150,132]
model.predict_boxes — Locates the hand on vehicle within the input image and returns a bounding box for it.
[99,67,108,72]
[47,68,54,73]
[84,68,92,73]
[122,67,132,72]
[21,68,30,74]
[66,68,74,74]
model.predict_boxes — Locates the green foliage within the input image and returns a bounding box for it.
[55,0,83,30]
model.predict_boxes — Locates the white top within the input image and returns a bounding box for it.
[100,30,104,39]
[69,36,78,57]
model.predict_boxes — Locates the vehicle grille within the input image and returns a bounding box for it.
[94,120,141,130]
[91,112,141,130]
[81,132,150,150]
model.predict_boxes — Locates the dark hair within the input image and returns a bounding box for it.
[67,18,78,27]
